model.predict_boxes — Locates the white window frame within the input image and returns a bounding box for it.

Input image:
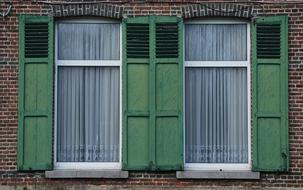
[183,19,251,171]
[54,19,122,170]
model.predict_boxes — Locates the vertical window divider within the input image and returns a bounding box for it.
[54,23,58,170]
[246,22,252,171]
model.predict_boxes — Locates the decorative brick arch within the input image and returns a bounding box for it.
[181,3,256,19]
[49,2,258,19]
[50,3,125,18]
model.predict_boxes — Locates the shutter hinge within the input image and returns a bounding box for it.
[122,16,127,23]
[251,16,257,25]
[282,152,288,171]
[149,161,156,171]
[282,152,287,159]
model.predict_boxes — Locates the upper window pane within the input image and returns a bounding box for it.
[58,23,120,60]
[185,24,247,61]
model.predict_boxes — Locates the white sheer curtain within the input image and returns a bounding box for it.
[185,24,247,61]
[185,24,248,164]
[185,68,248,163]
[57,67,120,162]
[57,23,120,162]
[58,23,120,60]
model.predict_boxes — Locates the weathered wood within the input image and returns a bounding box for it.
[123,16,183,171]
[18,15,53,171]
[252,15,288,172]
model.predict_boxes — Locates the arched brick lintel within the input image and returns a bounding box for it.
[181,4,255,19]
[51,3,125,18]
[50,3,255,19]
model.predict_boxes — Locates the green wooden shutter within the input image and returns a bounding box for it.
[252,16,288,171]
[123,16,183,171]
[17,15,54,171]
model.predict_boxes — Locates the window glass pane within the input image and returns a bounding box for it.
[58,23,120,60]
[57,66,120,162]
[185,24,247,61]
[185,67,248,163]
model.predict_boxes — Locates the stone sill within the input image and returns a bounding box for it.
[176,171,260,179]
[45,170,128,178]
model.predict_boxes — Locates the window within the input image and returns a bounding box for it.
[54,20,122,170]
[184,19,251,171]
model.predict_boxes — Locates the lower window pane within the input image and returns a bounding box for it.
[185,67,248,163]
[57,66,120,162]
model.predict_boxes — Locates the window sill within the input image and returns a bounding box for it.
[45,170,128,178]
[176,171,260,179]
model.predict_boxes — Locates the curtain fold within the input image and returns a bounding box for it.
[185,24,247,61]
[185,24,248,164]
[185,67,248,163]
[58,23,120,60]
[57,23,120,163]
[57,67,120,162]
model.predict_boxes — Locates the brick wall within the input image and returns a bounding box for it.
[1,0,303,188]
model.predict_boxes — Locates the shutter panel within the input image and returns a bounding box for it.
[123,16,183,171]
[123,16,150,170]
[154,17,183,170]
[252,16,288,171]
[17,15,54,171]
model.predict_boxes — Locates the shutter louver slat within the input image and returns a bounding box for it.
[25,23,49,58]
[127,24,149,58]
[156,23,178,58]
[257,24,281,59]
